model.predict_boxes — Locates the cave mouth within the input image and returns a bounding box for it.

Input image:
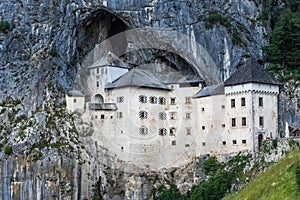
[77,8,129,59]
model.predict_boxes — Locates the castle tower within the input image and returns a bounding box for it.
[224,59,281,152]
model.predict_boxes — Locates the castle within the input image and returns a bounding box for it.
[66,53,280,169]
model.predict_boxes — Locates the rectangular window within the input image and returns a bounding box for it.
[117,112,123,118]
[259,97,263,106]
[185,144,190,147]
[222,124,225,127]
[185,97,191,104]
[232,118,236,127]
[231,99,235,108]
[171,140,176,146]
[139,95,147,103]
[149,96,157,104]
[221,105,225,109]
[233,140,237,145]
[242,140,247,144]
[101,114,105,119]
[186,113,191,119]
[242,117,247,126]
[186,128,191,135]
[158,97,166,105]
[241,97,245,106]
[202,142,206,146]
[259,116,264,126]
[170,97,176,105]
[96,68,99,74]
[201,108,205,111]
[170,112,176,120]
[73,99,77,103]
[222,141,226,145]
[202,126,205,130]
[96,81,99,88]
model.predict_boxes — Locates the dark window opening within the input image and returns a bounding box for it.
[149,96,157,104]
[222,141,226,145]
[233,140,237,145]
[101,114,105,119]
[241,97,245,106]
[170,97,176,105]
[242,117,246,126]
[259,97,263,106]
[232,118,236,127]
[159,128,167,136]
[231,99,235,108]
[259,116,264,126]
[158,97,166,105]
[139,95,147,103]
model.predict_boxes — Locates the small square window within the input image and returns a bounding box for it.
[241,97,245,106]
[186,113,191,119]
[222,141,226,145]
[73,99,77,103]
[242,117,246,126]
[232,118,236,127]
[172,140,176,146]
[117,112,123,118]
[201,108,205,111]
[221,105,225,109]
[231,99,235,108]
[101,114,105,119]
[170,97,176,105]
[185,97,191,104]
[202,142,206,146]
[242,140,247,144]
[202,126,205,130]
[170,128,176,136]
[233,140,237,145]
[117,96,124,103]
[222,124,225,127]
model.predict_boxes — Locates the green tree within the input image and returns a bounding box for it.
[154,184,182,200]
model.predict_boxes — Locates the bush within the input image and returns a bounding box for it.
[295,161,300,191]
[0,20,10,31]
[4,145,12,154]
[154,184,182,200]
[49,47,58,57]
[202,156,222,175]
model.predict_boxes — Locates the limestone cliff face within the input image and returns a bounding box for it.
[0,0,297,199]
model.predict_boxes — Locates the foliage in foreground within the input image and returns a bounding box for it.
[223,149,300,200]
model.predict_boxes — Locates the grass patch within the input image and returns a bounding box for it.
[223,149,300,200]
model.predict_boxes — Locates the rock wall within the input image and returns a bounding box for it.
[0,0,297,199]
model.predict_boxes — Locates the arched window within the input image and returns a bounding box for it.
[139,111,148,119]
[139,127,148,135]
[149,96,157,104]
[159,112,167,120]
[139,95,147,103]
[158,97,166,105]
[159,128,167,136]
[94,94,104,103]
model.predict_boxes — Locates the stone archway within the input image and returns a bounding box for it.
[94,94,104,103]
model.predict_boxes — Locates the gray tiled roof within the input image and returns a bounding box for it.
[67,90,85,97]
[89,52,129,69]
[193,84,224,98]
[105,68,171,91]
[224,58,281,86]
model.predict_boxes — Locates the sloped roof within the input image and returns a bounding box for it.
[193,84,224,98]
[67,90,85,97]
[105,68,171,91]
[224,58,281,86]
[89,52,129,69]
